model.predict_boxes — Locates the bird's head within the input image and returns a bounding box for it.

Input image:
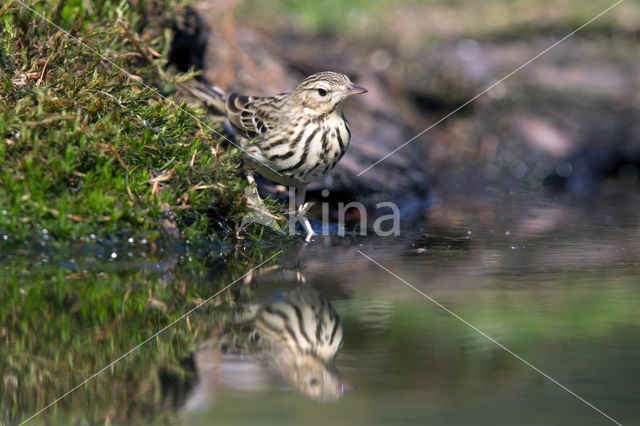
[291,71,367,116]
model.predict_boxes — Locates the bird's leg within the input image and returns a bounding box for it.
[240,169,285,234]
[246,170,260,197]
[291,185,314,242]
[243,169,266,211]
[244,169,274,214]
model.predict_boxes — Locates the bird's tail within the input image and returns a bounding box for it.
[183,79,227,114]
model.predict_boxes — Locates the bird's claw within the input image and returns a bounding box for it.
[298,201,314,215]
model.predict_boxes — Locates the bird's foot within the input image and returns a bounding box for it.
[297,214,315,242]
[298,201,314,216]
[241,187,286,234]
[289,201,315,242]
[298,201,315,243]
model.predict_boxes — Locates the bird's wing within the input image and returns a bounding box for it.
[183,80,288,141]
[226,93,287,140]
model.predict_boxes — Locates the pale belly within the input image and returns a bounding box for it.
[243,116,351,187]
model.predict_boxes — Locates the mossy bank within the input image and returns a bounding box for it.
[0,0,280,243]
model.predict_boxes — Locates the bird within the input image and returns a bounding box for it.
[235,285,345,401]
[185,71,367,241]
[188,285,346,404]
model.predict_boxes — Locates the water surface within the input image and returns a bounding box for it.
[2,194,639,425]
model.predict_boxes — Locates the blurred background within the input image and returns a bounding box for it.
[173,0,640,208]
[4,1,640,425]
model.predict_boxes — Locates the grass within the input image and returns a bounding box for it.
[0,0,281,243]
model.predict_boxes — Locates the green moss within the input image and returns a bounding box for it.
[0,0,280,242]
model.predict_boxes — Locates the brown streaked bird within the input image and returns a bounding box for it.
[211,285,345,402]
[186,71,367,241]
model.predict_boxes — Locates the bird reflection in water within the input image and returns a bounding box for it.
[181,272,346,412]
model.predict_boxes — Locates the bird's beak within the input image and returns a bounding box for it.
[343,84,368,97]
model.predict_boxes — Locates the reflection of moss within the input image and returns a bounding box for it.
[0,0,279,242]
[0,242,281,424]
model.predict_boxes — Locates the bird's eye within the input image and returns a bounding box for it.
[317,88,328,97]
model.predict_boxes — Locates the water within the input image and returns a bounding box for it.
[2,194,639,425]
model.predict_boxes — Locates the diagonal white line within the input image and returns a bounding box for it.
[19,251,281,425]
[356,250,622,426]
[357,0,624,176]
[15,0,283,177]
